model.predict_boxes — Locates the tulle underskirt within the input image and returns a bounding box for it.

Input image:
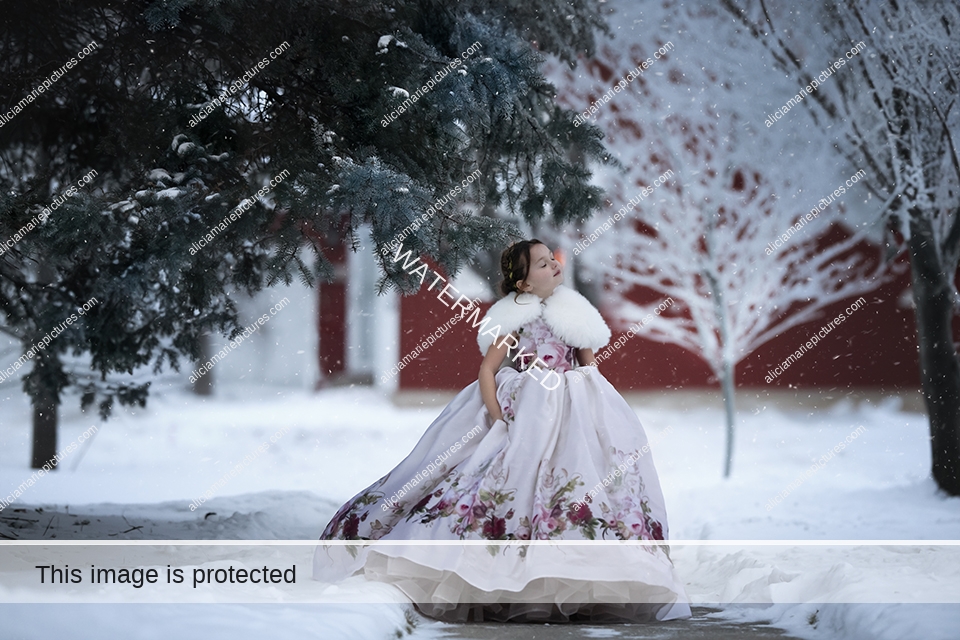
[333,544,692,623]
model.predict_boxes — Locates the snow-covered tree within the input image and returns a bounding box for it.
[0,0,611,467]
[721,0,960,494]
[547,0,892,476]
[606,150,889,478]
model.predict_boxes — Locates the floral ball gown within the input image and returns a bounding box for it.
[313,285,692,623]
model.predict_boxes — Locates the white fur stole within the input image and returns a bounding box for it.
[476,284,611,355]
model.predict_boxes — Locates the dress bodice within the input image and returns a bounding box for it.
[505,317,578,374]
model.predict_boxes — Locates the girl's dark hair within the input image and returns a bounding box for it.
[499,239,545,298]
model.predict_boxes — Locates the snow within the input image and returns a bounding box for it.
[145,169,172,183]
[156,187,184,200]
[176,141,197,157]
[1,377,958,638]
[0,603,414,640]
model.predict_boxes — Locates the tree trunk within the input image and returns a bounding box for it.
[720,357,737,478]
[704,212,737,477]
[908,209,960,495]
[31,380,58,469]
[192,331,214,396]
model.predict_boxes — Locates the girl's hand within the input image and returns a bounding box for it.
[479,338,511,428]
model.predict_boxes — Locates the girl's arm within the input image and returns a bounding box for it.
[478,333,514,425]
[576,348,597,367]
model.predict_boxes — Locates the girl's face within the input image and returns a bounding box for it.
[518,243,563,299]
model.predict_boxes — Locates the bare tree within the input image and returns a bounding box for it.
[603,115,890,477]
[721,0,960,494]
[548,0,893,476]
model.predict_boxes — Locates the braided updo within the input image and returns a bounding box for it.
[498,239,545,298]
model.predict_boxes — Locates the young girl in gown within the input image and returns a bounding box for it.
[313,239,692,624]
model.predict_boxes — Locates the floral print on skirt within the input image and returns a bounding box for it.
[314,317,692,623]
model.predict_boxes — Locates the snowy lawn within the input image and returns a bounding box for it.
[1,378,958,639]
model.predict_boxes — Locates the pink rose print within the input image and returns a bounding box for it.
[456,495,474,518]
[537,342,569,369]
[568,503,592,525]
[621,513,649,539]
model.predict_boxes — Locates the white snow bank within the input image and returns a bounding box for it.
[1,381,958,639]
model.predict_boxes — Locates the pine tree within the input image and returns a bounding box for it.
[0,0,612,467]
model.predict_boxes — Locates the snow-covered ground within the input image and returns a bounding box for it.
[1,378,958,639]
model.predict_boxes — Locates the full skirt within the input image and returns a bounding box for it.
[314,366,692,623]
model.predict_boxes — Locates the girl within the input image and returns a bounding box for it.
[314,239,691,624]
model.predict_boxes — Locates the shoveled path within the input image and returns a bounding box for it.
[416,607,801,639]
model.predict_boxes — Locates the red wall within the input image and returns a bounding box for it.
[318,241,347,379]
[399,253,959,392]
[398,267,492,390]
